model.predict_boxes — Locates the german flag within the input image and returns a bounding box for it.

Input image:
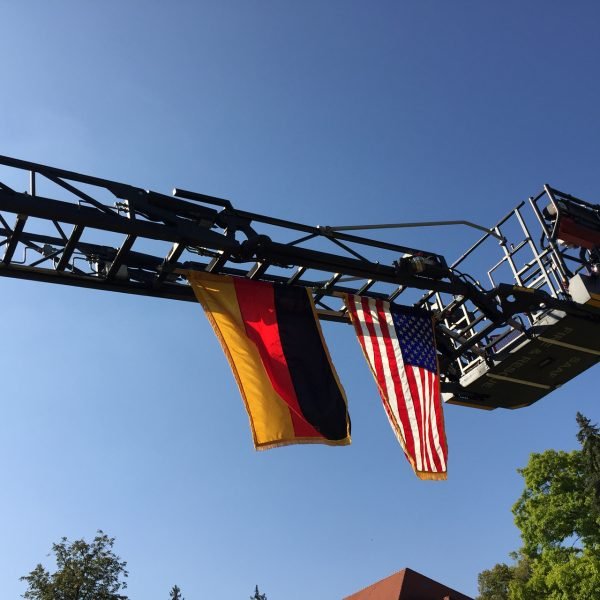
[188,271,351,450]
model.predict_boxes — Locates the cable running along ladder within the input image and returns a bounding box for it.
[0,155,599,409]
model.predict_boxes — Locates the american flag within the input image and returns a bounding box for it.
[345,295,448,480]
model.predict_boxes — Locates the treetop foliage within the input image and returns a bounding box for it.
[250,584,268,600]
[169,584,184,600]
[20,530,128,600]
[576,411,600,517]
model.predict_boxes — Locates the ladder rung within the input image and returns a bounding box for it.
[3,214,27,264]
[106,235,136,281]
[155,242,185,283]
[56,224,84,271]
[247,261,269,279]
[205,250,230,274]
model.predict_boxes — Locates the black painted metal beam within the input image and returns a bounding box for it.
[0,189,232,250]
[55,224,84,271]
[106,235,137,281]
[155,242,186,285]
[3,214,27,264]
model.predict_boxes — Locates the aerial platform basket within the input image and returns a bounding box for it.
[447,303,600,410]
[438,186,600,410]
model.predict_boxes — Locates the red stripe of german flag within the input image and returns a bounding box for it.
[188,271,351,449]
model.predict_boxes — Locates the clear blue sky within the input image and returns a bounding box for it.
[1,2,599,598]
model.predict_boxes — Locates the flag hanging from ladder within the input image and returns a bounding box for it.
[345,295,448,480]
[188,271,351,450]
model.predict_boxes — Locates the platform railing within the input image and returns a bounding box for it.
[432,186,596,388]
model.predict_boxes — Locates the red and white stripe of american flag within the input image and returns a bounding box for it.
[345,295,448,480]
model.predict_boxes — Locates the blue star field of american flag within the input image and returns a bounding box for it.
[391,307,437,373]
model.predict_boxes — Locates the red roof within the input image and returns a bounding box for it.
[343,568,474,600]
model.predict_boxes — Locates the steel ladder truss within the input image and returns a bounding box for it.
[0,155,598,408]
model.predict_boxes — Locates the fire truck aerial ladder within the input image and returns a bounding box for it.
[0,154,598,410]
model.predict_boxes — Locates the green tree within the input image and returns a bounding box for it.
[576,411,600,517]
[169,584,184,599]
[477,563,513,600]
[20,531,128,600]
[477,414,600,600]
[477,554,532,600]
[250,584,267,600]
